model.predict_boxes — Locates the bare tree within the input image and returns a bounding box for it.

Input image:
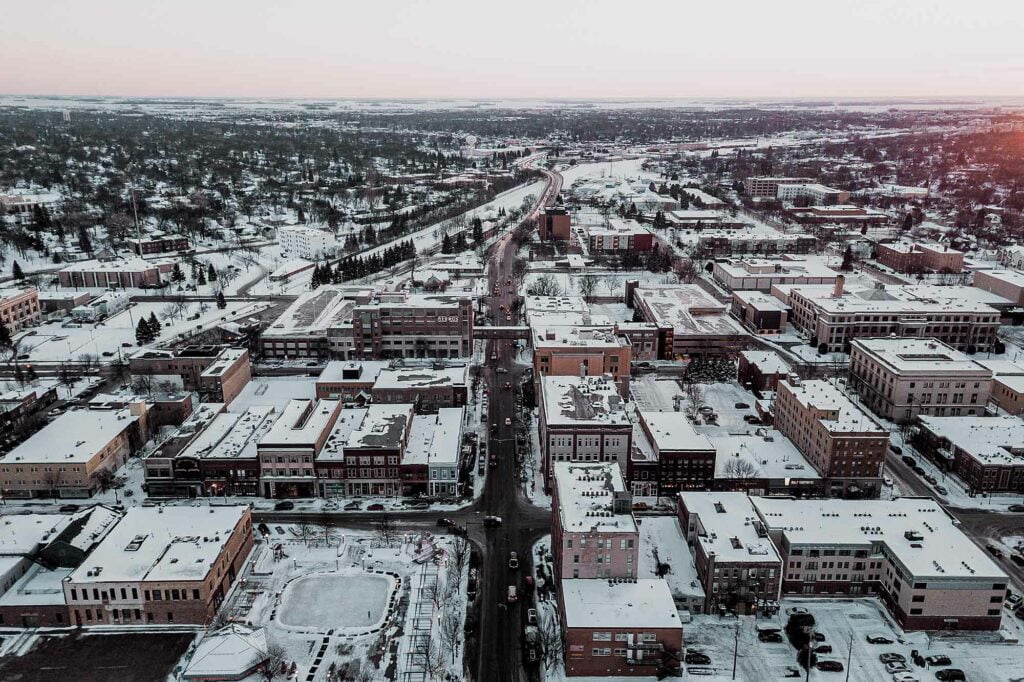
[438,600,464,664]
[374,512,396,547]
[77,353,99,375]
[449,534,471,577]
[296,519,314,546]
[89,467,116,492]
[313,514,339,546]
[681,379,705,418]
[56,362,78,398]
[526,274,562,297]
[255,642,288,682]
[576,273,600,302]
[132,373,155,398]
[510,257,529,288]
[674,257,701,284]
[722,458,759,479]
[538,613,564,671]
[42,469,64,498]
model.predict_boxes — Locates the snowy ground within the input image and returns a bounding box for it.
[12,299,264,363]
[630,373,682,412]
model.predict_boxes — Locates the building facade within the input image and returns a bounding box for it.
[0,286,41,332]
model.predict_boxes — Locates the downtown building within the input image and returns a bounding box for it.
[849,338,991,421]
[0,286,41,332]
[914,415,1024,494]
[626,283,746,360]
[531,325,632,395]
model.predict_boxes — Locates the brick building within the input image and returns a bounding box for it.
[628,411,715,496]
[532,325,632,395]
[538,207,571,240]
[0,286,41,332]
[127,233,189,256]
[915,416,1024,493]
[877,242,964,274]
[257,399,341,498]
[129,346,252,407]
[737,350,791,392]
[58,258,176,289]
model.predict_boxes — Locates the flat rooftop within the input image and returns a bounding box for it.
[561,579,681,630]
[637,517,704,601]
[200,348,248,378]
[263,287,359,337]
[373,365,467,390]
[792,283,1007,315]
[542,375,630,428]
[532,325,626,348]
[179,406,276,460]
[259,399,338,448]
[780,379,885,434]
[709,430,819,480]
[680,492,781,564]
[0,514,71,556]
[752,496,1005,580]
[317,360,388,384]
[335,404,413,453]
[59,257,175,273]
[716,257,838,280]
[852,338,991,375]
[3,409,138,464]
[917,415,1024,468]
[403,407,463,467]
[732,290,790,311]
[553,462,637,535]
[633,285,743,336]
[637,411,713,453]
[739,350,790,375]
[68,506,249,584]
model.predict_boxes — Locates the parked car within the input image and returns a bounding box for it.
[986,544,1003,558]
[1012,553,1024,567]
[343,501,361,510]
[1006,593,1022,607]
[901,455,917,467]
[925,655,952,667]
[812,632,826,642]
[1008,504,1024,512]
[934,485,948,495]
[924,474,938,485]
[483,515,502,527]
[816,660,844,672]
[509,551,519,569]
[507,585,518,602]
[274,500,294,511]
[892,673,920,682]
[866,633,895,644]
[59,504,80,512]
[734,402,750,409]
[367,503,385,511]
[684,651,711,665]
[880,653,907,664]
[913,465,927,476]
[815,644,833,654]
[758,631,784,643]
[886,662,911,674]
[890,445,903,455]
[934,670,965,682]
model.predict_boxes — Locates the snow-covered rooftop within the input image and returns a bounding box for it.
[259,399,339,449]
[0,514,70,556]
[542,375,630,428]
[316,360,388,384]
[709,430,818,480]
[917,415,1024,468]
[780,379,884,434]
[3,408,138,464]
[739,350,790,375]
[403,407,463,467]
[553,462,637,535]
[183,624,268,681]
[179,406,276,460]
[68,506,249,584]
[373,365,468,390]
[532,324,627,348]
[752,496,1006,580]
[633,285,743,336]
[560,579,681,630]
[789,283,1008,315]
[637,516,704,600]
[680,492,781,564]
[636,411,713,453]
[851,337,990,375]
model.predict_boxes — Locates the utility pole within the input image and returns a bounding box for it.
[732,621,739,679]
[845,630,853,682]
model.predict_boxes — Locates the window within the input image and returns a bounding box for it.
[912,595,925,603]
[193,589,200,600]
[910,608,922,615]
[593,632,611,641]
[592,648,611,657]
[167,612,174,623]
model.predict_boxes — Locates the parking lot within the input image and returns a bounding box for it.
[682,599,1024,681]
[0,631,195,682]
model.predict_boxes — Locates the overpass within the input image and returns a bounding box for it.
[473,325,530,340]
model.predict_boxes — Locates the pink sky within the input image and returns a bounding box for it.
[2,0,1023,99]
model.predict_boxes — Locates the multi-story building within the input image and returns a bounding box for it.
[0,286,41,332]
[730,290,789,335]
[849,338,991,421]
[973,269,1024,306]
[129,346,252,406]
[915,415,1024,493]
[314,360,386,400]
[783,282,1002,354]
[587,219,655,255]
[877,242,964,274]
[774,379,887,493]
[538,207,571,241]
[629,411,715,496]
[70,291,129,322]
[691,231,817,257]
[58,258,177,289]
[370,365,469,412]
[538,375,633,484]
[316,404,413,497]
[737,350,791,392]
[752,496,1007,631]
[775,183,851,205]
[712,256,838,293]
[261,287,474,361]
[532,325,632,395]
[0,406,144,498]
[126,233,189,256]
[627,284,746,360]
[257,399,341,498]
[0,192,60,217]
[558,579,683,677]
[676,492,783,615]
[64,506,254,626]
[551,462,638,581]
[743,176,814,198]
[278,225,336,260]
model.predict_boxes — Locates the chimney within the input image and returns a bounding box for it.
[833,274,845,298]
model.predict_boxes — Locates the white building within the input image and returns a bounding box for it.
[278,225,336,261]
[70,292,130,322]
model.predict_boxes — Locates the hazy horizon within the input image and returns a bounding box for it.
[2,0,1023,100]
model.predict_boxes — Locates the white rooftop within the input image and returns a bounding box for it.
[679,492,781,564]
[68,506,249,584]
[554,462,637,535]
[752,496,1006,580]
[179,406,276,460]
[0,514,70,556]
[780,379,884,434]
[917,415,1024,468]
[317,360,388,384]
[638,517,705,600]
[637,411,713,453]
[3,408,138,464]
[542,375,630,428]
[403,407,463,467]
[633,285,743,336]
[739,350,790,375]
[709,430,819,480]
[852,337,991,375]
[561,579,682,630]
[259,399,338,448]
[184,624,268,680]
[373,365,468,390]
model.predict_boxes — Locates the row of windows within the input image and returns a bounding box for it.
[69,586,201,602]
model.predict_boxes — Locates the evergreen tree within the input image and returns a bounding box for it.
[0,322,11,349]
[197,268,206,285]
[171,263,185,283]
[472,217,483,243]
[77,226,92,254]
[11,261,24,280]
[216,291,227,309]
[840,245,854,272]
[441,233,453,254]
[149,312,160,335]
[135,318,151,345]
[207,263,217,281]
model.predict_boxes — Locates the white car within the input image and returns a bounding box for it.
[891,673,919,682]
[885,662,911,674]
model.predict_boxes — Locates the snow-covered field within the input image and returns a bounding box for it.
[11,299,264,363]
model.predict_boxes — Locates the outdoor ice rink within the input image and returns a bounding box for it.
[278,573,392,629]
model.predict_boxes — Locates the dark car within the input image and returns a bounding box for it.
[934,669,965,682]
[816,661,844,672]
[684,651,711,665]
[986,544,1003,558]
[890,444,903,455]
[734,402,750,409]
[866,633,894,644]
[812,632,826,642]
[1011,553,1024,567]
[913,465,927,476]
[59,504,80,512]
[902,455,917,467]
[758,631,784,643]
[437,517,456,527]
[367,503,385,511]
[483,515,502,527]
[815,644,833,654]
[926,655,952,667]
[1009,504,1024,513]
[273,500,294,511]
